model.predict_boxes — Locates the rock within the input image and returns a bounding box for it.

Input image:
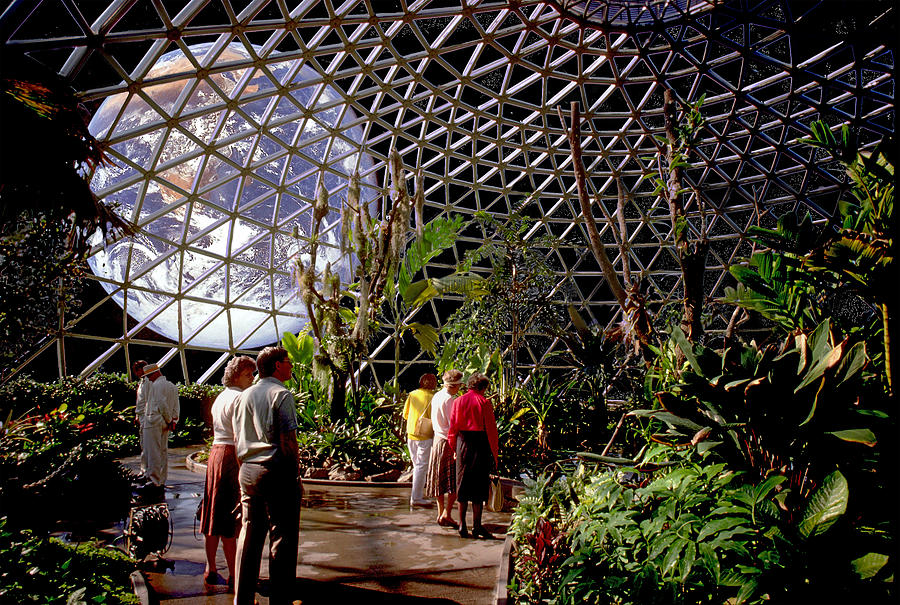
[366,468,402,482]
[303,467,329,479]
[328,466,363,481]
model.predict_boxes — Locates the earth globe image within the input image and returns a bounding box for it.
[87,42,376,349]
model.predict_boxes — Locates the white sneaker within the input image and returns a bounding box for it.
[410,498,430,507]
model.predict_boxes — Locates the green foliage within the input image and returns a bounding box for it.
[282,330,331,419]
[296,389,405,476]
[396,214,467,298]
[725,122,893,392]
[0,217,85,380]
[0,518,138,604]
[509,122,895,605]
[632,320,878,511]
[509,459,880,605]
[797,470,848,539]
[383,214,477,392]
[0,400,136,530]
[723,213,824,333]
[441,209,565,383]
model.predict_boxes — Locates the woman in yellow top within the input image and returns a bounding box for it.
[403,373,437,506]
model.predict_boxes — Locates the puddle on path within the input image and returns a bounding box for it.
[301,489,409,513]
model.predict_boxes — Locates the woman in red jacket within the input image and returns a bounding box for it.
[447,372,499,539]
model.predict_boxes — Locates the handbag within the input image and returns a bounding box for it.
[487,476,504,512]
[412,400,434,439]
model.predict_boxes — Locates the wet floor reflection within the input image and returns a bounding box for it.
[301,488,409,513]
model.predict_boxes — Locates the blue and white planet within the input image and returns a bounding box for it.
[87,43,375,349]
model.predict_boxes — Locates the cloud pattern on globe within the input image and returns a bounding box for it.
[87,43,375,349]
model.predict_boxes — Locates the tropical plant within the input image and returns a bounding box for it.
[725,121,894,393]
[380,213,483,398]
[1,49,133,382]
[441,208,565,384]
[722,211,827,334]
[509,459,884,605]
[295,150,417,420]
[632,320,875,514]
[517,374,568,454]
[0,401,136,531]
[0,517,139,604]
[295,400,405,478]
[282,330,330,422]
[803,123,894,393]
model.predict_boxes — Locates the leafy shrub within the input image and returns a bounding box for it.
[0,402,136,530]
[296,390,406,476]
[0,373,136,418]
[509,459,886,605]
[0,517,139,604]
[1,374,221,451]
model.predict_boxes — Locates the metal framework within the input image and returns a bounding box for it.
[1,0,894,384]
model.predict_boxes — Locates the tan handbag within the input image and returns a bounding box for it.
[487,476,504,511]
[412,400,434,439]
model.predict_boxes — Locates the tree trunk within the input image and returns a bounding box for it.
[662,88,708,344]
[330,368,347,421]
[560,103,627,309]
[681,241,709,343]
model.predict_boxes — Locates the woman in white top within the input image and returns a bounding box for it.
[424,369,464,528]
[199,356,256,592]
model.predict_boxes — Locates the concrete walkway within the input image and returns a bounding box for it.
[120,448,510,605]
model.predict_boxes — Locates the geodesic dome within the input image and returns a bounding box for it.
[2,0,894,384]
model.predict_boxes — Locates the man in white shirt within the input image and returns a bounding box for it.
[232,346,300,605]
[141,363,180,487]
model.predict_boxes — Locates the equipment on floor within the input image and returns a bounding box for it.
[124,502,172,560]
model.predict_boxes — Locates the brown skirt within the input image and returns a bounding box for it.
[424,437,455,497]
[200,444,240,538]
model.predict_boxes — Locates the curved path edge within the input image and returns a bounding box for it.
[185,450,414,488]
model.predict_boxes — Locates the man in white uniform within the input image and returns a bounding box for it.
[141,363,180,487]
[132,360,149,477]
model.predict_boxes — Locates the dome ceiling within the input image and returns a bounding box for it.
[2,0,894,383]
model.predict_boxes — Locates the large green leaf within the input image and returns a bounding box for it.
[835,341,867,385]
[798,470,848,539]
[697,517,750,541]
[630,409,703,432]
[282,331,300,360]
[796,337,846,393]
[401,279,437,307]
[407,322,440,356]
[662,538,687,576]
[851,552,889,579]
[431,273,488,297]
[679,542,697,582]
[698,542,720,583]
[826,428,877,447]
[670,326,703,375]
[753,474,787,502]
[295,332,315,366]
[806,319,833,368]
[398,215,463,294]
